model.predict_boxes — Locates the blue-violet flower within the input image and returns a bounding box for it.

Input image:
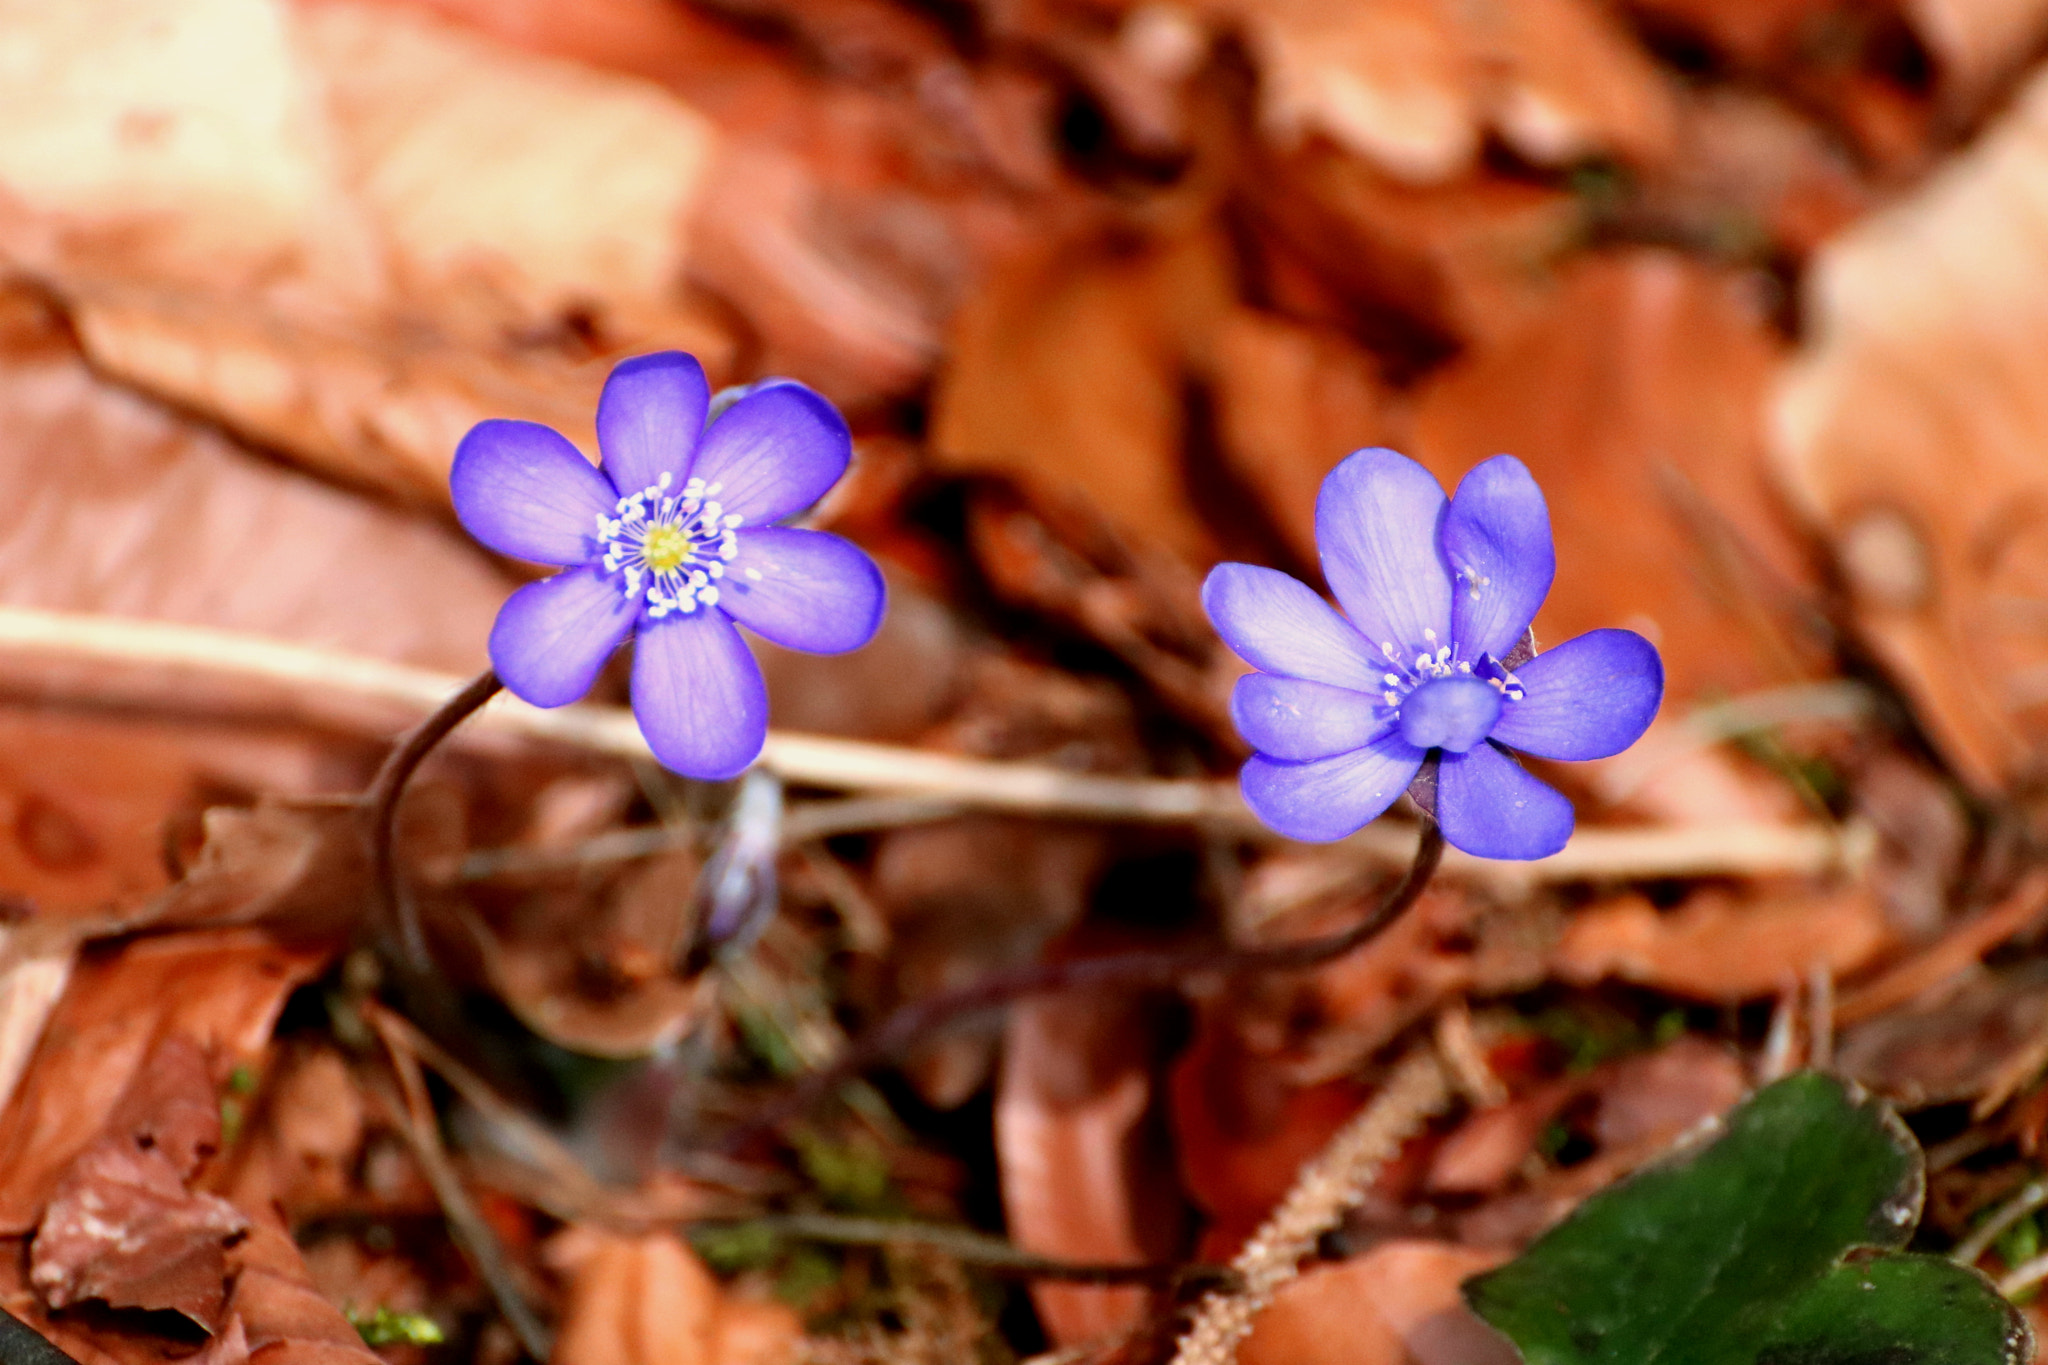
[450,351,885,780]
[1203,447,1662,860]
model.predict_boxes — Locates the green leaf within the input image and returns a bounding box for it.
[1463,1072,2030,1365]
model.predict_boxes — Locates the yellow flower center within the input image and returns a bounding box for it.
[642,523,692,573]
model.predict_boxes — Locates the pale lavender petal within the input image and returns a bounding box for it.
[1441,454,1555,661]
[1232,674,1391,762]
[1437,742,1573,859]
[631,608,769,781]
[488,565,638,707]
[720,528,885,654]
[1316,447,1453,658]
[451,420,614,566]
[596,351,710,496]
[690,381,850,526]
[1239,734,1427,843]
[1489,628,1663,761]
[1202,563,1385,692]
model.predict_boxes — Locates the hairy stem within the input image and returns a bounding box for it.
[720,821,1445,1151]
[362,669,503,969]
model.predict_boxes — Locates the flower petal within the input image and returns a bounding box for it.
[1441,454,1555,661]
[596,351,710,496]
[720,528,885,654]
[689,381,850,525]
[631,608,769,781]
[451,420,615,566]
[1437,742,1573,860]
[488,565,638,707]
[1316,447,1453,657]
[1232,674,1391,761]
[1488,628,1663,761]
[1202,562,1386,691]
[1239,734,1426,843]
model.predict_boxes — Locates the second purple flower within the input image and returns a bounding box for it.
[450,351,885,781]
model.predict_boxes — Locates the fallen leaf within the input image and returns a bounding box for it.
[545,1225,800,1365]
[1427,1039,1746,1195]
[1237,146,1581,365]
[0,0,732,500]
[0,294,505,671]
[1415,249,1813,712]
[995,989,1184,1345]
[1204,309,1395,571]
[1773,66,2048,791]
[0,929,329,1233]
[1553,884,1895,1000]
[931,227,1236,562]
[299,0,717,326]
[1238,1240,1516,1365]
[1224,0,1678,182]
[30,1036,250,1331]
[1834,963,2048,1108]
[217,1211,384,1365]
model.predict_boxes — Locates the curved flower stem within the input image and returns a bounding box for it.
[362,669,503,970]
[719,820,1445,1152]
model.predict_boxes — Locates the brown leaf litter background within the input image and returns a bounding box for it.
[8,0,2048,1362]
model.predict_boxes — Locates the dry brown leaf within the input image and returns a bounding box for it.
[1238,1239,1515,1365]
[218,1043,367,1219]
[1837,961,2048,1108]
[385,0,992,402]
[546,1225,800,1365]
[1617,0,1839,69]
[216,1212,384,1365]
[931,227,1237,562]
[1205,310,1395,569]
[1416,250,1811,708]
[299,0,715,325]
[1240,146,1582,360]
[0,0,732,499]
[0,298,504,669]
[1223,0,1678,183]
[1553,884,1895,1000]
[1773,67,2048,791]
[994,991,1183,1346]
[0,929,329,1233]
[31,1036,249,1330]
[1427,1038,1746,1195]
[1903,0,2048,112]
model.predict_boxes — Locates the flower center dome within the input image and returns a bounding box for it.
[597,472,744,619]
[1398,676,1501,752]
[1372,627,1526,753]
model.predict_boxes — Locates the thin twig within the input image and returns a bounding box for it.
[1834,871,2048,1026]
[367,1007,554,1360]
[721,824,1445,1151]
[2000,1249,2048,1299]
[686,1212,1232,1287]
[360,669,503,969]
[1954,1179,2048,1268]
[0,606,1873,885]
[1169,1051,1454,1365]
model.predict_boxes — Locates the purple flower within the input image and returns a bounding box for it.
[1203,448,1662,860]
[450,352,885,780]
